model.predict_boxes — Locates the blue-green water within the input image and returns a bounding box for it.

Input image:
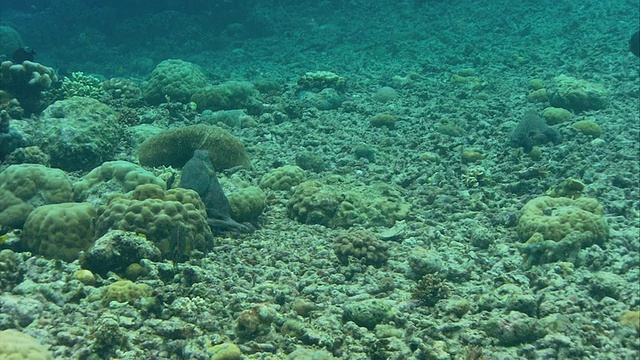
[0,1,638,359]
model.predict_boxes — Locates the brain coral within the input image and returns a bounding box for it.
[517,196,608,245]
[0,329,53,360]
[142,59,208,104]
[23,202,96,262]
[0,164,73,229]
[288,180,409,228]
[34,96,122,171]
[73,161,165,202]
[137,124,250,171]
[95,184,214,259]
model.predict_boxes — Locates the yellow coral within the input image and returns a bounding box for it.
[619,310,640,330]
[517,196,608,246]
[102,280,150,306]
[0,329,53,360]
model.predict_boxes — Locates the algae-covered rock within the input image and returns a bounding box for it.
[34,96,121,171]
[483,311,547,345]
[343,298,396,330]
[137,124,249,171]
[81,230,162,276]
[288,180,409,228]
[548,74,608,112]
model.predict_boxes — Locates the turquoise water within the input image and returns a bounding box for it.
[0,1,638,359]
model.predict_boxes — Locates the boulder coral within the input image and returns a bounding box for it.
[73,161,165,202]
[516,196,609,266]
[191,81,262,114]
[259,165,306,191]
[95,184,214,260]
[142,59,208,104]
[34,96,122,171]
[0,329,53,360]
[288,180,409,228]
[0,164,73,229]
[23,202,96,262]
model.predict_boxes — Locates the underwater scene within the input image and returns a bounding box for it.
[0,0,639,359]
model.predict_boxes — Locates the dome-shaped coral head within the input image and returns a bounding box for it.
[11,47,35,63]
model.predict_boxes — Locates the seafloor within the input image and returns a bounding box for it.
[0,0,639,359]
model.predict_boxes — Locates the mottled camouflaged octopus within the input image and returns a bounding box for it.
[179,150,252,233]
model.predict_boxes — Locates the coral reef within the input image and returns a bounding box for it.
[334,229,390,267]
[73,160,165,202]
[101,279,150,306]
[227,186,266,223]
[288,180,409,228]
[0,26,24,56]
[191,81,262,114]
[517,196,609,266]
[297,71,347,93]
[0,109,25,159]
